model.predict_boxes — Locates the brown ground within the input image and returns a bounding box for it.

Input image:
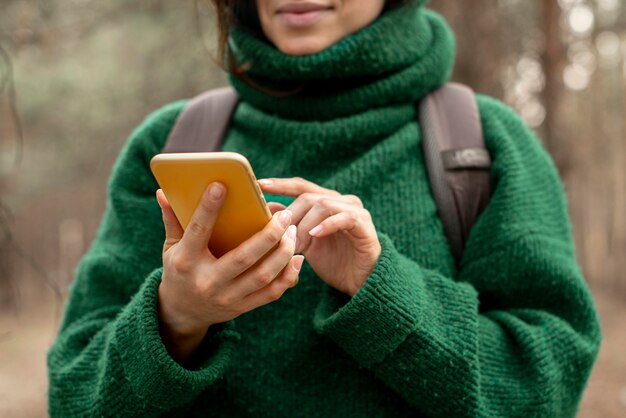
[0,291,57,418]
[0,285,624,417]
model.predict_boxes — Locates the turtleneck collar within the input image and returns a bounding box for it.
[226,3,455,121]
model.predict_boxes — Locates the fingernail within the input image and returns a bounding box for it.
[278,210,292,228]
[258,179,273,186]
[286,225,297,242]
[292,255,304,272]
[209,183,225,200]
[309,225,323,237]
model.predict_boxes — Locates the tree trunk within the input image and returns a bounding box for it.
[540,0,569,174]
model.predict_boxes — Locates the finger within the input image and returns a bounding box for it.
[179,182,226,256]
[229,224,297,296]
[287,193,358,227]
[293,201,336,253]
[257,177,341,197]
[156,189,184,248]
[216,210,293,279]
[239,255,304,312]
[308,203,374,241]
[286,193,327,226]
[267,202,287,214]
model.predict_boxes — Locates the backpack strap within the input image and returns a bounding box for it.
[419,82,492,266]
[163,86,239,153]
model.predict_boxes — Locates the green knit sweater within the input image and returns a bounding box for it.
[48,4,600,417]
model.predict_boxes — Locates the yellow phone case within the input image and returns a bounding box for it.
[150,152,271,258]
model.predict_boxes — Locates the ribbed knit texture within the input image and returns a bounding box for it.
[48,3,600,417]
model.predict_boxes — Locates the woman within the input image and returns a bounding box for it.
[48,0,601,416]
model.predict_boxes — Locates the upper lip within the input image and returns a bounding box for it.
[276,2,332,14]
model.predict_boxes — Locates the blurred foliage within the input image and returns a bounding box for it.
[0,0,228,304]
[2,0,225,203]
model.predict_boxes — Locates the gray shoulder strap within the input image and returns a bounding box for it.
[163,86,239,153]
[419,82,492,266]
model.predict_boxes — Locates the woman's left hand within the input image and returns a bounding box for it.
[258,177,381,297]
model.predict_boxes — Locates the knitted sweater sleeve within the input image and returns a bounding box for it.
[47,102,240,417]
[313,95,601,417]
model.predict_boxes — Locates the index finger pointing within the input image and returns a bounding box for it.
[257,177,340,197]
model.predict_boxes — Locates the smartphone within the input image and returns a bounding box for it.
[150,152,271,258]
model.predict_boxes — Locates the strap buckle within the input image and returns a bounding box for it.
[441,148,492,170]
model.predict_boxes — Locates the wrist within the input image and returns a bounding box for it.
[347,243,381,297]
[157,282,211,364]
[160,323,208,365]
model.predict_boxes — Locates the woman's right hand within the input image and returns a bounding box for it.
[155,182,303,365]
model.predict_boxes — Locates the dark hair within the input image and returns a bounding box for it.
[208,0,406,68]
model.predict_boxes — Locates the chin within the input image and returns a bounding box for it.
[274,36,335,56]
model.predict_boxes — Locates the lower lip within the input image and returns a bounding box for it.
[277,9,331,28]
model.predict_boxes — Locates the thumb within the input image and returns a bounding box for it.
[156,189,184,251]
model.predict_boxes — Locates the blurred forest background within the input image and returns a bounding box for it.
[1,0,625,416]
